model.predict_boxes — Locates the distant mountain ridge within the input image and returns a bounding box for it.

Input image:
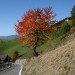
[0,35,18,39]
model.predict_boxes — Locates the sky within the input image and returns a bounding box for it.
[0,0,75,36]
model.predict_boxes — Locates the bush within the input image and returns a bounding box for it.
[71,6,75,26]
[56,22,70,38]
[11,51,19,62]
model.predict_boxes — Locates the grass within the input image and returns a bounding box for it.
[36,33,67,53]
[0,39,33,58]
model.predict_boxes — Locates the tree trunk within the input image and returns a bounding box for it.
[33,31,39,56]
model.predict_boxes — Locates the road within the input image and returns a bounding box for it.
[0,64,22,75]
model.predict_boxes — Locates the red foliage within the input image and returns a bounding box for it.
[15,7,56,47]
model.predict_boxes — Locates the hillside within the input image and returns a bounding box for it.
[0,35,17,39]
[25,31,75,75]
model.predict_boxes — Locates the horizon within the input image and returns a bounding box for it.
[0,0,75,36]
[0,34,17,36]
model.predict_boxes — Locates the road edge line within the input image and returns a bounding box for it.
[19,65,23,75]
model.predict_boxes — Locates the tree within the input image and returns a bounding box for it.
[56,21,70,38]
[71,5,75,26]
[15,7,56,56]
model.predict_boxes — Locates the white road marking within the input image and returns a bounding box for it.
[19,65,23,75]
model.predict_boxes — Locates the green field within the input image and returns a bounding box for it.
[0,39,33,58]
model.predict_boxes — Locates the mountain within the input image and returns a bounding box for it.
[0,35,18,39]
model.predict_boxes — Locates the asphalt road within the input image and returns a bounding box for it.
[0,64,21,75]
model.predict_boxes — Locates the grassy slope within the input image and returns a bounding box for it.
[25,31,75,75]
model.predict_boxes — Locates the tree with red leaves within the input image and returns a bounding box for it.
[15,7,56,56]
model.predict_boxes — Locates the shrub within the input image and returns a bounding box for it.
[71,6,75,26]
[11,51,19,62]
[56,22,70,38]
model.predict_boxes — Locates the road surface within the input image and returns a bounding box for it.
[0,64,22,75]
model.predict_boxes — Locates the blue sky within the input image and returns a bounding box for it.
[0,0,75,36]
